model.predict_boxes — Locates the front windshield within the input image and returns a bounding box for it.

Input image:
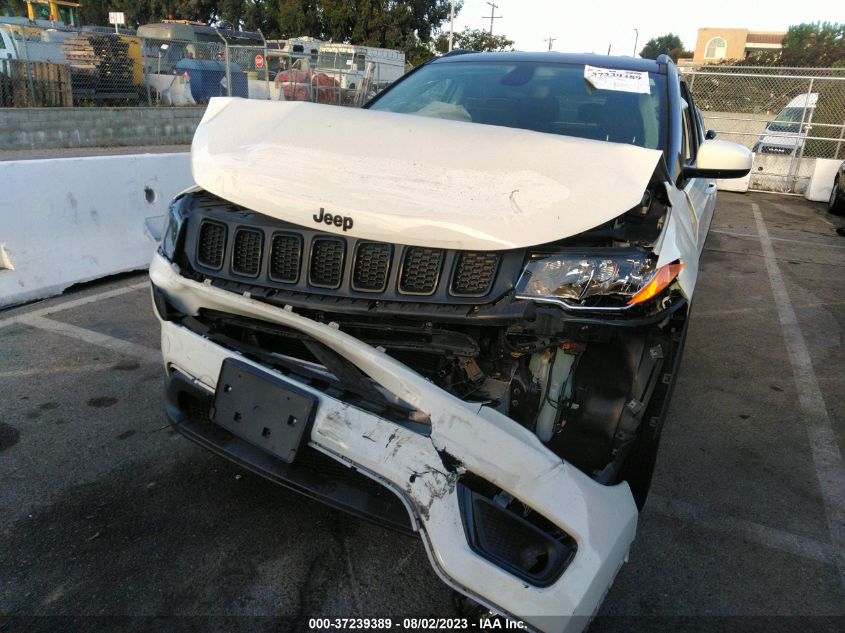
[368,61,667,150]
[769,107,806,132]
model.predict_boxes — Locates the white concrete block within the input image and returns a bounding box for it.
[717,171,750,193]
[0,153,193,308]
[805,158,844,202]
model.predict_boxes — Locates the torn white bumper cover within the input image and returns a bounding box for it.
[150,253,637,632]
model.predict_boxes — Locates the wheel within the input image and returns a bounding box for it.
[829,175,845,215]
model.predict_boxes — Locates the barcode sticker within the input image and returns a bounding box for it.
[584,65,651,94]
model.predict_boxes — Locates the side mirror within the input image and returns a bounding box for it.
[683,139,752,179]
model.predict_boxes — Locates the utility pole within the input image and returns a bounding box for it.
[448,0,456,51]
[483,2,501,36]
[544,36,556,51]
[633,28,639,57]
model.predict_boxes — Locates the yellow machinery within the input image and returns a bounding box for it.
[25,1,80,26]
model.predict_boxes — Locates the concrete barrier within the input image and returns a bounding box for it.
[805,158,842,202]
[717,171,750,193]
[0,153,193,308]
[748,154,815,194]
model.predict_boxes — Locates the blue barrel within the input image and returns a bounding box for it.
[175,59,248,103]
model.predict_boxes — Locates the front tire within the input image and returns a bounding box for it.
[829,176,845,215]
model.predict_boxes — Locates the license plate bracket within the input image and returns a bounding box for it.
[212,358,317,463]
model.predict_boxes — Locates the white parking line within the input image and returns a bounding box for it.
[25,316,161,365]
[711,229,845,250]
[0,281,149,330]
[752,202,845,591]
[648,495,835,564]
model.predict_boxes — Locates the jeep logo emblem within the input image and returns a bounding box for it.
[313,208,353,232]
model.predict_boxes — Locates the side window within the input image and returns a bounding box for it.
[681,100,693,162]
[680,83,700,164]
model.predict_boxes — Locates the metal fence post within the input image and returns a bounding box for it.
[142,38,153,106]
[258,29,270,100]
[787,77,814,193]
[225,40,232,97]
[21,35,36,106]
[214,28,232,97]
[835,111,845,160]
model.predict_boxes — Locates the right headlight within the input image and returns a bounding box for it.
[515,249,683,311]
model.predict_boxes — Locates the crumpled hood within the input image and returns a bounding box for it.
[191,97,663,250]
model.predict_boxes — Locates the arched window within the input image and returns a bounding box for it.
[704,37,727,60]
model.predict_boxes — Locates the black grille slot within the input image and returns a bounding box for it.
[269,233,302,283]
[196,220,227,270]
[451,252,500,296]
[309,238,345,288]
[352,242,392,292]
[399,247,443,295]
[231,228,263,277]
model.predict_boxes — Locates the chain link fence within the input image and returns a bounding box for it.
[681,65,845,193]
[2,23,403,109]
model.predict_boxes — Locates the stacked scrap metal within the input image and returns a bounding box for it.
[62,34,138,102]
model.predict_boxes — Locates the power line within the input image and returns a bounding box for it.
[483,2,501,36]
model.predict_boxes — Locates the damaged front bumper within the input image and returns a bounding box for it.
[150,253,638,632]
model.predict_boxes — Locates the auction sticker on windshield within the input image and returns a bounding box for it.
[584,65,651,94]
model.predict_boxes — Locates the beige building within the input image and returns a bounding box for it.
[692,28,786,64]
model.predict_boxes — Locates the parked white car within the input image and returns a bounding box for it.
[151,52,751,632]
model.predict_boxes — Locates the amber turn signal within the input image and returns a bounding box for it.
[627,262,684,306]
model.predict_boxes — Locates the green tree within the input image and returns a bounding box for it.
[275,0,322,38]
[0,0,28,19]
[79,0,218,27]
[433,27,514,53]
[79,0,457,63]
[780,22,845,67]
[639,33,689,61]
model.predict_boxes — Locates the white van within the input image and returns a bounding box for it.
[754,92,818,156]
[316,43,405,91]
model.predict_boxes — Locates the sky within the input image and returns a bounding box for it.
[447,0,838,56]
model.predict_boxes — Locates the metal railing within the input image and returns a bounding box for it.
[680,65,845,193]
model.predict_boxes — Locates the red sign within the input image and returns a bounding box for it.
[255,54,264,70]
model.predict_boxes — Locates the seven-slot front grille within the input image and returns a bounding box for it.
[309,238,345,288]
[232,228,263,277]
[451,252,500,296]
[190,215,504,300]
[353,242,392,292]
[269,233,302,283]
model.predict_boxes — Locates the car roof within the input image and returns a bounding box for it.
[432,51,667,74]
